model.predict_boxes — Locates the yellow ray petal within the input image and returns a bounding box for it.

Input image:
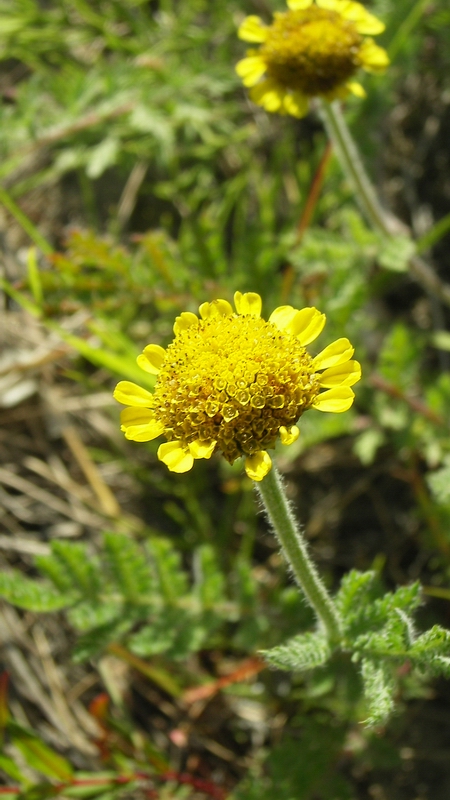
[158,441,194,473]
[347,81,366,98]
[313,338,354,370]
[250,79,284,112]
[315,0,340,9]
[291,308,326,345]
[199,299,233,319]
[354,16,385,36]
[120,407,154,425]
[120,408,165,442]
[279,425,300,445]
[358,39,390,73]
[173,311,198,336]
[287,0,313,9]
[234,291,262,317]
[137,344,166,375]
[189,439,217,459]
[283,91,309,118]
[245,451,272,481]
[269,305,297,331]
[318,360,361,387]
[235,55,267,87]
[312,387,355,413]
[238,15,269,43]
[298,315,327,345]
[113,381,154,407]
[336,1,386,35]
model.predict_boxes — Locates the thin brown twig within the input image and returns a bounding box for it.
[0,771,228,800]
[61,425,121,518]
[368,373,445,427]
[296,140,333,244]
[182,656,266,704]
[116,160,148,231]
[281,140,333,302]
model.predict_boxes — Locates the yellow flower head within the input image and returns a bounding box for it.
[236,0,389,118]
[114,293,361,481]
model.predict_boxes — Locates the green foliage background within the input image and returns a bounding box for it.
[1,0,450,798]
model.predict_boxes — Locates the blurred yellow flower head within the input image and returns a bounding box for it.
[236,0,389,118]
[114,293,361,481]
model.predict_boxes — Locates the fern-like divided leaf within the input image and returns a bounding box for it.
[335,569,377,620]
[193,545,225,607]
[409,625,450,677]
[147,536,188,602]
[0,531,233,663]
[67,599,121,633]
[338,573,450,725]
[104,531,154,602]
[73,617,137,663]
[128,607,213,661]
[360,658,396,728]
[0,570,76,612]
[127,544,227,661]
[340,573,422,641]
[36,540,100,599]
[352,609,415,661]
[262,632,331,672]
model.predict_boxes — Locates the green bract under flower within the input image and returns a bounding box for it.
[114,293,361,481]
[236,0,389,118]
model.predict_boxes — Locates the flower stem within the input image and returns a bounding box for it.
[256,465,342,645]
[318,101,450,310]
[318,99,391,238]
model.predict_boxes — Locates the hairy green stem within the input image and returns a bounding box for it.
[318,99,391,237]
[319,100,450,310]
[257,466,342,644]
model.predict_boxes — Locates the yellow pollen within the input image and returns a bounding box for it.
[151,314,320,464]
[261,7,363,96]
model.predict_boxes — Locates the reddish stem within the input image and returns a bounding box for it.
[183,656,265,704]
[281,140,333,303]
[296,140,333,244]
[369,373,445,426]
[0,769,228,799]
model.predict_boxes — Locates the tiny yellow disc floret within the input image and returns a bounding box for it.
[262,8,362,96]
[153,313,319,465]
[114,292,361,481]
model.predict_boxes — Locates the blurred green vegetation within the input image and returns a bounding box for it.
[1,0,450,798]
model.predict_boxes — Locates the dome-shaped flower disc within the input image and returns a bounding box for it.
[236,0,389,118]
[114,293,361,481]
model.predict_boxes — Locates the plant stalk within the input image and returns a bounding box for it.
[318,100,450,310]
[257,466,342,644]
[318,99,391,238]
